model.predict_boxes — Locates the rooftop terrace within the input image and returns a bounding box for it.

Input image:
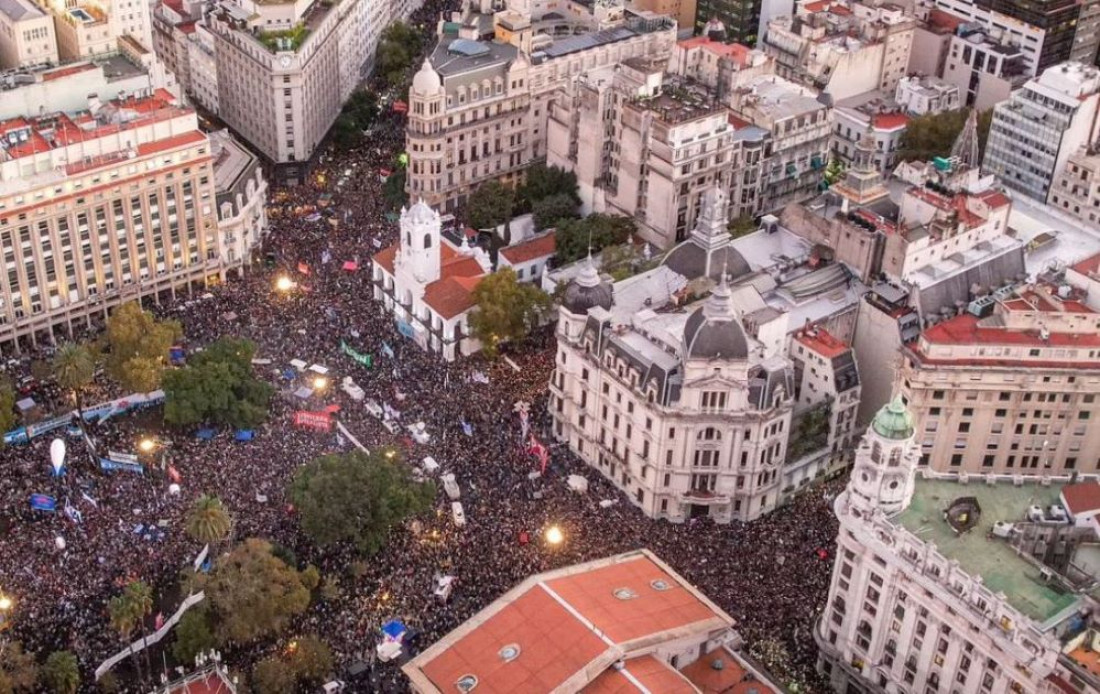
[895,478,1080,624]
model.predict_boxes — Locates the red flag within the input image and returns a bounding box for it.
[154,612,164,630]
[527,434,549,474]
[167,466,181,483]
[297,261,310,275]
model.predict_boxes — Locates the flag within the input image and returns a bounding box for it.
[527,434,549,474]
[520,416,529,441]
[155,612,165,630]
[167,466,181,483]
[321,249,332,265]
[381,341,395,359]
[64,499,83,525]
[80,491,98,508]
[297,261,310,275]
[461,419,473,437]
[471,371,489,384]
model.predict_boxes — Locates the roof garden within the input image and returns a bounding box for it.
[894,478,1080,624]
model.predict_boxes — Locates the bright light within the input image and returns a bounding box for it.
[313,376,328,390]
[0,595,12,611]
[138,439,156,453]
[385,450,395,459]
[545,526,564,546]
[275,276,295,292]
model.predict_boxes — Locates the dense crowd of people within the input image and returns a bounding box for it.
[0,5,846,691]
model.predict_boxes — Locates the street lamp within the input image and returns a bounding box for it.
[544,525,564,546]
[138,438,157,453]
[275,276,295,293]
[313,376,328,390]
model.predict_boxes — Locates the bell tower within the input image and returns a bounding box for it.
[849,395,920,517]
[398,200,442,285]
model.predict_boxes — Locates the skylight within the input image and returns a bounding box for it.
[650,579,671,591]
[613,587,637,600]
[456,674,478,692]
[499,644,520,662]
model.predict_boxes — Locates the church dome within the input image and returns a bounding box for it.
[403,199,438,227]
[412,59,442,95]
[872,396,914,440]
[682,279,749,360]
[562,256,612,315]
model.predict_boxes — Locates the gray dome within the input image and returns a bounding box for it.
[562,256,612,314]
[663,244,751,282]
[682,280,749,360]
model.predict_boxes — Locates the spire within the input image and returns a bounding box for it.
[702,270,736,322]
[575,252,601,289]
[690,186,732,252]
[950,109,980,171]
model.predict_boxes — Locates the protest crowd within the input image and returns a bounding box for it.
[0,4,844,691]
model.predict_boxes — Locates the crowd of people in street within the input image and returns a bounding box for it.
[0,4,845,691]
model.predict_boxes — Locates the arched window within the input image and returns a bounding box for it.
[871,441,883,463]
[888,448,902,467]
[697,427,721,441]
[423,233,432,249]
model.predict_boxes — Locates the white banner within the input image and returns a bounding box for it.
[94,591,205,680]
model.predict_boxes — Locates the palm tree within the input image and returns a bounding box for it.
[51,343,95,421]
[108,581,154,683]
[185,495,232,548]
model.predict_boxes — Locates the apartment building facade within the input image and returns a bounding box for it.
[0,91,264,350]
[901,284,1100,476]
[0,0,58,69]
[940,26,1030,110]
[546,58,740,249]
[983,62,1100,203]
[404,11,677,212]
[1049,147,1100,226]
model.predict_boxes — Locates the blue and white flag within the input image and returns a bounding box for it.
[461,419,473,437]
[381,341,395,359]
[322,249,332,265]
[80,491,98,508]
[64,499,82,524]
[471,371,490,385]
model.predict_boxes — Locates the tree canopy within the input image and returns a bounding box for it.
[0,376,17,438]
[41,652,79,694]
[199,538,312,644]
[376,22,422,89]
[162,337,273,429]
[331,90,380,150]
[51,343,96,412]
[287,635,334,683]
[185,495,232,546]
[465,181,515,232]
[104,302,181,393]
[518,163,580,209]
[554,214,637,264]
[469,269,551,357]
[382,167,407,212]
[896,109,992,163]
[0,642,38,693]
[171,608,216,665]
[252,658,295,694]
[290,450,434,555]
[532,193,580,231]
[728,215,757,239]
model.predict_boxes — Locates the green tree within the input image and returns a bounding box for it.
[252,657,295,694]
[104,302,181,393]
[0,642,38,693]
[41,652,79,694]
[469,269,551,357]
[162,337,273,429]
[170,608,216,665]
[288,635,334,683]
[465,181,515,232]
[107,580,153,682]
[376,22,422,88]
[185,495,232,547]
[52,343,96,417]
[897,109,993,163]
[532,193,580,230]
[728,215,757,239]
[0,376,17,439]
[382,168,407,212]
[554,214,636,264]
[290,451,435,555]
[199,538,311,644]
[823,156,845,186]
[518,163,580,208]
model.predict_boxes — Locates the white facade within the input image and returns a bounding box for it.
[894,75,960,115]
[0,0,57,69]
[816,399,1100,694]
[984,62,1100,203]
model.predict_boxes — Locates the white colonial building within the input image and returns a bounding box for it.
[371,202,491,361]
[816,398,1100,694]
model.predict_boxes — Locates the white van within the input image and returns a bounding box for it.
[441,473,461,500]
[451,502,466,527]
[422,456,440,474]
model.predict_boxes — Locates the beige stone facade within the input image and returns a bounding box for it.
[404,12,677,213]
[901,285,1100,476]
[0,0,57,69]
[0,92,263,351]
[1049,147,1100,227]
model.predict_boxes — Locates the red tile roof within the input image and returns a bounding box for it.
[678,37,754,67]
[977,189,1011,209]
[41,62,97,82]
[1071,251,1100,277]
[423,275,482,319]
[440,244,484,280]
[928,8,966,32]
[873,112,909,130]
[372,245,397,274]
[406,551,734,694]
[680,647,779,694]
[179,21,196,33]
[921,313,1100,349]
[795,327,850,358]
[1061,482,1100,517]
[582,655,697,693]
[499,232,555,265]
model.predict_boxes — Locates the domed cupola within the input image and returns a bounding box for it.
[872,395,915,440]
[682,276,749,360]
[849,395,920,517]
[562,254,613,316]
[411,59,443,96]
